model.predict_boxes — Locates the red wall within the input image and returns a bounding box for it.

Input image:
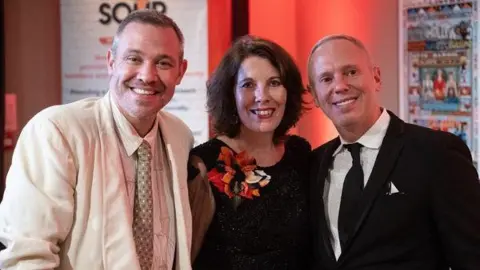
[249,0,398,148]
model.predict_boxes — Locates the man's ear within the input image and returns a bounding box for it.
[307,84,320,107]
[373,66,382,92]
[176,59,188,85]
[107,49,115,75]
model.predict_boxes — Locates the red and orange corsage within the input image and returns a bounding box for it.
[207,146,271,207]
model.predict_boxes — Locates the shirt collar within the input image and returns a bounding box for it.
[111,93,158,156]
[333,108,391,156]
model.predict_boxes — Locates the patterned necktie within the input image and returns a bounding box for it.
[133,141,153,270]
[338,143,364,249]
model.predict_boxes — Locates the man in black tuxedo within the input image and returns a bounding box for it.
[307,34,480,270]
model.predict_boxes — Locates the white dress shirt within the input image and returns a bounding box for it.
[324,109,391,259]
[112,101,176,270]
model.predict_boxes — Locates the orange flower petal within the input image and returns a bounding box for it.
[235,151,255,167]
[223,172,234,184]
[241,189,254,199]
[207,168,227,192]
[259,179,270,187]
[242,165,257,173]
[224,184,233,198]
[219,147,233,165]
[225,166,236,174]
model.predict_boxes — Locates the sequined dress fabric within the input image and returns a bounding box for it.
[190,135,311,270]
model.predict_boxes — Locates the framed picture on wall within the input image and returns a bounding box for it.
[399,0,480,169]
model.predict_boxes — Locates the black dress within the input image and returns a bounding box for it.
[190,135,311,270]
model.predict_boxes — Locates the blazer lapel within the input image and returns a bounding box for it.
[100,94,141,269]
[314,138,340,263]
[338,111,405,263]
[157,113,192,270]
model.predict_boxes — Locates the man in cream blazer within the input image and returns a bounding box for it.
[0,10,193,270]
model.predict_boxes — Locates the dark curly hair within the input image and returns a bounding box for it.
[207,35,308,142]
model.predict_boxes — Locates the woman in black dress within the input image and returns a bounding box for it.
[188,35,312,270]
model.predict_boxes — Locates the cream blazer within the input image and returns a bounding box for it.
[0,93,193,270]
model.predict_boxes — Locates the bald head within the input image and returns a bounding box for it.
[307,34,373,87]
[306,34,382,143]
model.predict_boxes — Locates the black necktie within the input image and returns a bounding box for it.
[338,143,364,249]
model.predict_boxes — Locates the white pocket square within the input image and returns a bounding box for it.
[386,182,402,195]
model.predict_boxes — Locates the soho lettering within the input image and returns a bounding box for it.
[98,1,167,25]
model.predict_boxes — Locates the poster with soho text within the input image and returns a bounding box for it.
[61,0,209,146]
[399,0,480,169]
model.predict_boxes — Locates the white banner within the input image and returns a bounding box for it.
[61,0,209,146]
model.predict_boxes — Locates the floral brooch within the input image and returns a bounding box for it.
[207,146,271,209]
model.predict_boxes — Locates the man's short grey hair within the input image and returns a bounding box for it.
[111,9,185,59]
[307,34,373,87]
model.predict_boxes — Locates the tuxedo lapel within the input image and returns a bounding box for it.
[338,111,405,263]
[313,138,340,263]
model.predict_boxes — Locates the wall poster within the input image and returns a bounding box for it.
[399,0,479,168]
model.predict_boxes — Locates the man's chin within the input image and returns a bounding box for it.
[333,114,360,129]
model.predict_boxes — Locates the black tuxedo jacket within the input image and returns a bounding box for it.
[309,111,480,270]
